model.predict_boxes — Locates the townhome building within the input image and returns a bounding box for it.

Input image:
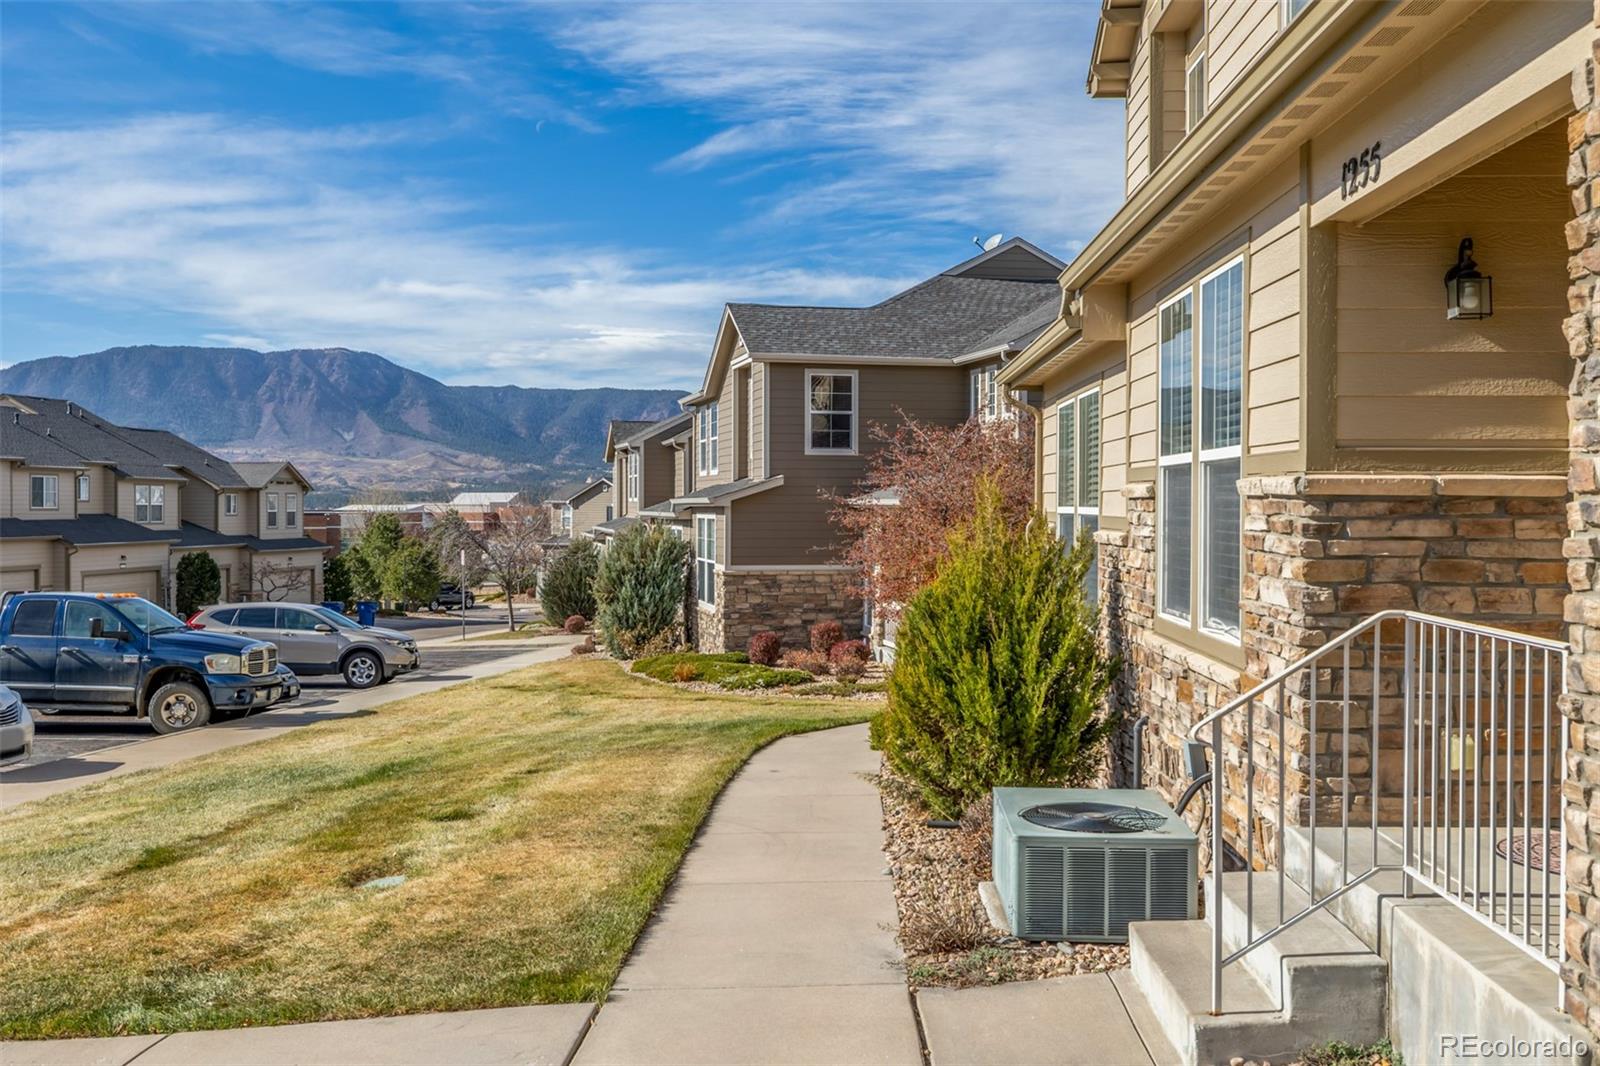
[0,394,325,604]
[659,238,1064,653]
[540,477,612,544]
[994,0,1595,1058]
[593,414,691,544]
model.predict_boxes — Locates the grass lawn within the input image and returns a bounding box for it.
[0,658,872,1038]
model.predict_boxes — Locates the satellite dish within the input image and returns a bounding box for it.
[972,232,1004,252]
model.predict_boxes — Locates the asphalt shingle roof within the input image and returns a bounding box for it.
[176,523,326,552]
[1,515,180,545]
[229,461,299,488]
[544,476,610,503]
[118,428,248,488]
[620,413,691,448]
[0,394,255,485]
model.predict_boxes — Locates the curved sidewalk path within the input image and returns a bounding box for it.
[574,721,920,1065]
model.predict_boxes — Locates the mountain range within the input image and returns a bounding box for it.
[0,346,685,504]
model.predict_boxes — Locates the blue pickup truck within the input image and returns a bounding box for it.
[0,592,295,734]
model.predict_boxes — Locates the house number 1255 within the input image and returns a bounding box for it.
[1340,142,1382,199]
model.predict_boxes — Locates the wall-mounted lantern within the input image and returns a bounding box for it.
[1444,237,1492,320]
[118,554,127,569]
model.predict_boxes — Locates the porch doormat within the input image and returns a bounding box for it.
[1494,831,1561,874]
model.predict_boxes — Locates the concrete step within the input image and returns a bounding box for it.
[1207,870,1387,1026]
[1129,919,1286,1066]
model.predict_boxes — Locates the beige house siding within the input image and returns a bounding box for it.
[257,479,305,539]
[218,490,252,535]
[569,482,612,533]
[116,479,182,530]
[74,542,170,594]
[613,454,630,517]
[77,465,113,515]
[11,465,77,519]
[1205,0,1279,108]
[182,484,216,528]
[0,537,62,592]
[1125,14,1154,194]
[1041,348,1129,523]
[1331,123,1568,461]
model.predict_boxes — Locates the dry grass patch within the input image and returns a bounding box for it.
[0,658,870,1038]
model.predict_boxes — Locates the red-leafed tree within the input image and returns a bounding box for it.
[828,415,1035,621]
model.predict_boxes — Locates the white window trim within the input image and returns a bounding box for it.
[707,404,720,475]
[266,492,279,529]
[627,450,640,503]
[134,483,166,524]
[562,504,573,533]
[29,474,58,510]
[76,474,90,502]
[695,515,717,608]
[1155,257,1246,645]
[1055,386,1101,532]
[1281,0,1312,27]
[224,493,239,516]
[1185,51,1207,133]
[803,368,859,456]
[286,492,299,527]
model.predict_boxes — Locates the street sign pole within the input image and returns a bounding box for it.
[460,547,468,642]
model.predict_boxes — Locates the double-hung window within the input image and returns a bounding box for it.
[29,474,58,510]
[1186,51,1207,132]
[224,493,239,516]
[562,505,573,534]
[806,370,856,453]
[1158,258,1244,642]
[627,451,640,502]
[970,365,1000,422]
[76,474,90,502]
[286,492,299,527]
[697,405,720,476]
[134,484,165,523]
[1056,388,1102,600]
[266,492,279,529]
[695,516,717,607]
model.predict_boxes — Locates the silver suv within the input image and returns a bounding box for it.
[191,604,420,689]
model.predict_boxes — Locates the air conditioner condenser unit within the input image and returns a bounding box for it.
[992,787,1197,943]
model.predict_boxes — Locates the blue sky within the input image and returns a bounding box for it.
[1,1,1120,389]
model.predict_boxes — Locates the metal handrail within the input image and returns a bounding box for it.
[1184,610,1567,1016]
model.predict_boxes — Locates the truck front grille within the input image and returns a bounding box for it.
[243,646,276,677]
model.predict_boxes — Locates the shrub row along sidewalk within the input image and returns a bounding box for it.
[0,659,871,1039]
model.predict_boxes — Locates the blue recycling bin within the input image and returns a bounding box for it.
[356,600,378,627]
[321,601,346,615]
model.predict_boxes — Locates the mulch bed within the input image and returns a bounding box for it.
[879,763,1129,989]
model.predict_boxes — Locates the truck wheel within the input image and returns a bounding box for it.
[148,682,213,734]
[429,599,441,612]
[342,650,383,689]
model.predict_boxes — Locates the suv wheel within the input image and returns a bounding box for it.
[429,599,441,612]
[342,650,383,689]
[148,681,213,734]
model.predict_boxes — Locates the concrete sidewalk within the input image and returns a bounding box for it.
[1,1005,596,1066]
[575,722,921,1066]
[1,636,580,809]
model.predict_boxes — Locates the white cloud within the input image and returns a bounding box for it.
[1,113,910,388]
[548,2,1124,250]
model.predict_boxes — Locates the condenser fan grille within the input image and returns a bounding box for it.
[1019,801,1167,833]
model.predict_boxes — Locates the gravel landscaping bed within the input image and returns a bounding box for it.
[879,763,1129,989]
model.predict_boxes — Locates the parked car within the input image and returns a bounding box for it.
[0,683,34,765]
[0,592,287,734]
[429,584,476,612]
[189,603,420,689]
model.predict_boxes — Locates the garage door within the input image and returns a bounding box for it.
[82,569,162,601]
[271,569,315,603]
[0,569,39,594]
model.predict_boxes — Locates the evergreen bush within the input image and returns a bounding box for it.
[875,479,1119,818]
[541,540,600,624]
[174,552,221,617]
[322,554,354,606]
[593,523,690,657]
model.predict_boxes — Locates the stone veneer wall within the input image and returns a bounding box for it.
[1102,472,1565,871]
[693,568,862,654]
[1564,20,1600,1030]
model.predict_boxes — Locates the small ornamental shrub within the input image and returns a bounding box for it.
[809,619,845,655]
[782,650,831,676]
[832,656,868,682]
[593,523,691,657]
[564,614,587,634]
[875,479,1119,818]
[747,631,783,666]
[829,639,870,666]
[672,661,700,683]
[541,541,600,624]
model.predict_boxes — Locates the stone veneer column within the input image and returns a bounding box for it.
[1563,13,1600,1030]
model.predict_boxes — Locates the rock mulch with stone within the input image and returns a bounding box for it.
[879,765,1129,989]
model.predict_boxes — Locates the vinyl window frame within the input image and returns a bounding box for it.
[1155,255,1246,647]
[224,493,239,516]
[698,405,720,476]
[804,368,858,455]
[1185,50,1207,132]
[969,364,1001,422]
[28,474,58,510]
[134,483,165,524]
[562,504,573,534]
[1055,386,1102,601]
[1282,0,1312,25]
[627,451,640,503]
[694,515,717,608]
[265,492,279,529]
[286,492,299,528]
[76,474,91,502]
